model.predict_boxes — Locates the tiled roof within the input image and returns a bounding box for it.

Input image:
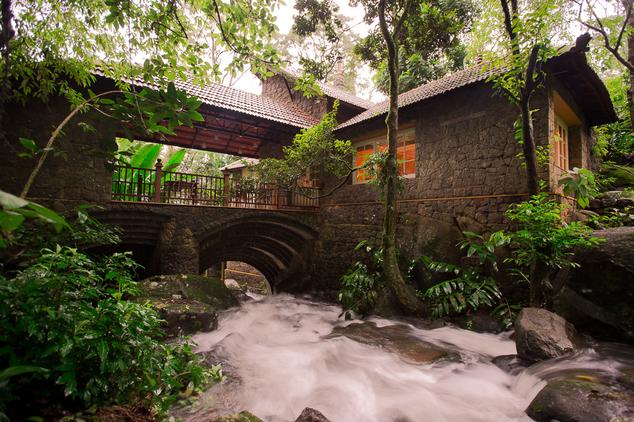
[172,80,319,128]
[93,68,319,128]
[337,63,498,129]
[317,81,375,109]
[277,68,375,110]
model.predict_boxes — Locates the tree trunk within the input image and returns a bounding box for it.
[378,0,423,315]
[520,100,540,196]
[626,5,634,126]
[0,0,14,145]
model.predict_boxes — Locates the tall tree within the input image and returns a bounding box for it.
[355,0,477,94]
[277,10,361,93]
[576,0,634,124]
[488,0,563,196]
[351,0,424,314]
[0,0,282,108]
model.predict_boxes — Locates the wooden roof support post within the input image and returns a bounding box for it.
[153,159,163,203]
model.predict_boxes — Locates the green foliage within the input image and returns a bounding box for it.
[558,167,601,209]
[419,256,502,318]
[491,300,522,330]
[353,0,477,94]
[0,246,220,416]
[504,193,602,273]
[458,230,510,271]
[5,0,282,104]
[105,83,204,139]
[599,163,634,189]
[338,240,384,316]
[256,102,352,189]
[0,190,68,248]
[593,75,634,164]
[586,208,634,229]
[418,230,508,318]
[484,0,562,103]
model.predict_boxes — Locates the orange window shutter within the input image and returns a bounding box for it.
[404,160,415,175]
[404,144,415,161]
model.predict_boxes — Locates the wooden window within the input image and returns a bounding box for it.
[354,143,374,182]
[353,128,416,183]
[554,116,569,170]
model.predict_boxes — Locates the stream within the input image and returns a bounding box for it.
[175,294,634,422]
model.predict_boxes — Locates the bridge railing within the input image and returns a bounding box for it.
[111,162,319,210]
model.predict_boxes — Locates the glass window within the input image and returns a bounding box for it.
[554,116,569,170]
[353,128,416,183]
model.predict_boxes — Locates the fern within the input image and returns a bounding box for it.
[418,256,502,318]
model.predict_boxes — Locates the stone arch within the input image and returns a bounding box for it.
[89,209,171,277]
[198,215,318,292]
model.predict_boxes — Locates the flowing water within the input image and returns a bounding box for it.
[176,294,634,422]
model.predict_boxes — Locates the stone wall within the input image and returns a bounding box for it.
[1,95,118,210]
[310,82,569,293]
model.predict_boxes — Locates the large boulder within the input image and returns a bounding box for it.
[555,227,634,343]
[514,308,580,362]
[138,274,239,336]
[526,378,634,422]
[294,408,331,422]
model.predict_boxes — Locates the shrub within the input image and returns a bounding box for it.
[338,240,384,317]
[0,246,221,418]
[418,231,509,319]
[419,257,502,319]
[504,193,602,306]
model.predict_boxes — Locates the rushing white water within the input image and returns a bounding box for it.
[180,295,557,422]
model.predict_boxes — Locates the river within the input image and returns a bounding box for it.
[175,294,634,422]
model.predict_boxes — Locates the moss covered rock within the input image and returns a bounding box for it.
[138,274,239,336]
[526,378,634,422]
[211,411,263,422]
[139,274,239,308]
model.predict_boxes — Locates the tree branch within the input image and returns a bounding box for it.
[20,90,122,198]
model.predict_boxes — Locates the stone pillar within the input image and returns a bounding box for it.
[158,219,200,274]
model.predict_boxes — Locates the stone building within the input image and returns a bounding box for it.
[0,38,617,294]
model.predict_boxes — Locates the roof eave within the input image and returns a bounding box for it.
[545,51,618,126]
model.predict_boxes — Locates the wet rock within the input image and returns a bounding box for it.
[515,308,580,362]
[453,310,503,333]
[556,227,634,343]
[211,411,264,422]
[139,274,239,308]
[491,354,532,376]
[526,379,634,422]
[151,298,218,337]
[138,274,239,336]
[294,407,331,422]
[328,321,451,364]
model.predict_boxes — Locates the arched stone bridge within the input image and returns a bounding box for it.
[92,203,320,293]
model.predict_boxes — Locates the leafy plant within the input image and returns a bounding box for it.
[503,193,603,306]
[0,246,220,417]
[0,190,68,248]
[586,208,634,229]
[418,257,502,318]
[256,102,352,192]
[338,240,384,317]
[491,300,522,330]
[599,162,634,189]
[558,167,601,209]
[458,230,510,271]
